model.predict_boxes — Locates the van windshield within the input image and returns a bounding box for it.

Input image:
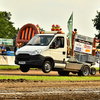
[27,35,54,46]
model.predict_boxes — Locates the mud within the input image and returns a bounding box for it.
[0,70,100,100]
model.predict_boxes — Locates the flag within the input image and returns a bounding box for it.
[67,13,73,49]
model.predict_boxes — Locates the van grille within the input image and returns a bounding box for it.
[16,54,30,61]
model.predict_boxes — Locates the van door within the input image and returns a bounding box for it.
[50,36,66,68]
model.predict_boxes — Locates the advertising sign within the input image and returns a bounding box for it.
[75,34,93,43]
[0,38,13,45]
[74,34,93,54]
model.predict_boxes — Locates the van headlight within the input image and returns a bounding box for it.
[30,49,42,55]
[15,49,42,55]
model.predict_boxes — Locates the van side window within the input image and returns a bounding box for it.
[56,37,64,48]
[60,37,64,48]
[51,37,64,49]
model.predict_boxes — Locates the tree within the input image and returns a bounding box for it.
[92,11,100,48]
[92,11,100,38]
[0,11,19,39]
[92,11,100,31]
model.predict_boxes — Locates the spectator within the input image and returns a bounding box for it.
[72,28,77,35]
[14,43,20,55]
[96,49,99,58]
[67,46,70,55]
[1,43,6,55]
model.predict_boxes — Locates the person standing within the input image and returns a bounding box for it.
[1,43,6,55]
[14,43,20,55]
[96,49,99,58]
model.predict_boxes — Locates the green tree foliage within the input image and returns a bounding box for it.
[0,11,19,39]
[92,11,100,31]
[92,11,100,38]
[92,11,100,48]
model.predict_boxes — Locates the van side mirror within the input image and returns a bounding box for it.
[50,42,55,49]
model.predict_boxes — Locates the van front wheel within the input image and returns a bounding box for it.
[20,65,30,72]
[42,61,52,73]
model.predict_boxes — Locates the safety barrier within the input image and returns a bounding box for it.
[0,55,16,65]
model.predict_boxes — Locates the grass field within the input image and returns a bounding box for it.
[0,66,99,81]
[0,65,20,70]
[0,75,100,81]
[0,65,37,70]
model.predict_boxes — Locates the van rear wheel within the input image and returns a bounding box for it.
[58,71,69,76]
[42,61,52,73]
[81,66,90,76]
[20,65,30,72]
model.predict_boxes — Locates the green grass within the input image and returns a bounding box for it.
[95,67,99,71]
[0,65,20,70]
[0,65,38,70]
[0,75,100,81]
[0,66,99,81]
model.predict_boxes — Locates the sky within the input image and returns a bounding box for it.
[0,0,100,38]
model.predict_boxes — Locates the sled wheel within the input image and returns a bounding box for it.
[90,68,96,75]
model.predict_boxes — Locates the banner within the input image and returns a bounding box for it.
[67,13,73,49]
[74,42,93,54]
[74,34,93,54]
[0,38,13,45]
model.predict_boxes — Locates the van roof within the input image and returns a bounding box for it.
[44,31,58,34]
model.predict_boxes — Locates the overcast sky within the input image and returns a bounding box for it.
[0,0,100,37]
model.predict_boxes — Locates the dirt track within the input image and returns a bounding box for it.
[0,70,100,100]
[0,69,100,76]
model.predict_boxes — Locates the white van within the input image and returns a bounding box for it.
[15,31,96,76]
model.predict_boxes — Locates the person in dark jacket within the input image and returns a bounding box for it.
[55,38,60,48]
[1,43,6,55]
[14,43,20,55]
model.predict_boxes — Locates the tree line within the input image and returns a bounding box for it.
[0,11,19,39]
[0,11,100,43]
[92,11,100,48]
